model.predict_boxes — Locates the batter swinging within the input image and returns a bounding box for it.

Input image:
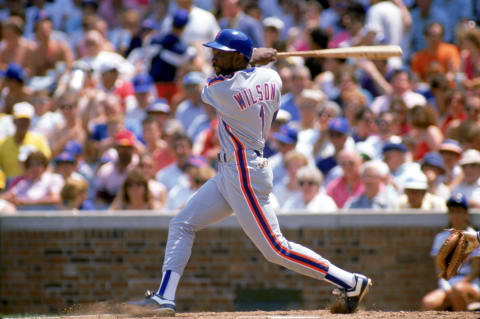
[127,29,372,316]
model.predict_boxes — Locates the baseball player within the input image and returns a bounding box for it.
[126,29,372,316]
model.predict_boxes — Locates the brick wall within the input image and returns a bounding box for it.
[0,211,475,314]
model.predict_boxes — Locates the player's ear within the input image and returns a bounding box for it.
[233,52,248,69]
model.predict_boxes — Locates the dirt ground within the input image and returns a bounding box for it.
[13,301,478,319]
[15,310,480,319]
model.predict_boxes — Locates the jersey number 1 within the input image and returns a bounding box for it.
[259,105,265,139]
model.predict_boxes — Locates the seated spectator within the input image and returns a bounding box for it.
[110,169,160,210]
[364,110,401,160]
[280,65,312,123]
[0,16,35,69]
[54,151,86,183]
[344,160,395,210]
[440,91,467,134]
[80,29,134,79]
[175,72,209,143]
[422,193,480,311]
[0,102,51,179]
[0,151,64,210]
[192,118,221,166]
[141,116,174,172]
[411,22,460,83]
[332,65,372,110]
[59,177,93,211]
[218,0,264,48]
[263,17,284,49]
[30,88,64,142]
[382,142,420,192]
[281,165,337,213]
[125,73,155,137]
[395,171,447,211]
[137,154,167,210]
[438,139,463,187]
[452,149,480,208]
[156,133,193,191]
[273,150,309,208]
[166,157,215,211]
[50,93,86,158]
[0,63,34,115]
[370,69,426,114]
[146,98,171,137]
[315,117,356,182]
[269,124,298,184]
[326,149,364,209]
[422,152,450,199]
[97,60,135,111]
[350,107,376,143]
[95,130,138,207]
[295,89,325,163]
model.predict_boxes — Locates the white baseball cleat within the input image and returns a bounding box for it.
[124,290,176,317]
[332,273,372,313]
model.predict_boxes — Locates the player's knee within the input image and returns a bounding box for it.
[259,246,282,264]
[169,217,195,234]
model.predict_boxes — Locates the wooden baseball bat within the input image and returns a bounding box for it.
[276,45,402,59]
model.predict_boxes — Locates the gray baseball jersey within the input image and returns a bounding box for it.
[161,66,349,290]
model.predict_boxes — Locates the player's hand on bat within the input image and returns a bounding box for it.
[250,48,277,66]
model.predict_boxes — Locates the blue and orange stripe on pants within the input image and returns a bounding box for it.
[222,121,331,276]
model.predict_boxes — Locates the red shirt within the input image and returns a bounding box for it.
[326,176,364,209]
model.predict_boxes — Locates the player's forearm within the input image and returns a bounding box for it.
[250,48,277,66]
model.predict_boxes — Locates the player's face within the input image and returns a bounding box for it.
[211,49,245,76]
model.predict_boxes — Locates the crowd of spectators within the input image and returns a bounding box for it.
[0,0,479,214]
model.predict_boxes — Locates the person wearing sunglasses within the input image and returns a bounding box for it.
[281,165,337,213]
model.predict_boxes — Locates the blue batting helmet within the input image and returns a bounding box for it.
[203,29,253,60]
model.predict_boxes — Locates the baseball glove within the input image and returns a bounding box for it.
[437,230,477,280]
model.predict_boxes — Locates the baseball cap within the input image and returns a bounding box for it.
[275,109,291,123]
[263,17,285,31]
[382,142,407,154]
[18,145,38,162]
[459,149,480,166]
[183,72,206,86]
[173,9,189,28]
[2,63,26,83]
[186,155,208,168]
[447,193,469,209]
[147,98,170,113]
[328,117,349,134]
[403,172,428,190]
[356,141,375,161]
[133,73,153,93]
[34,10,52,24]
[55,151,75,163]
[81,0,99,9]
[115,130,135,147]
[141,18,156,31]
[64,140,84,156]
[272,124,298,144]
[421,152,445,173]
[99,60,119,74]
[439,139,462,155]
[13,102,34,119]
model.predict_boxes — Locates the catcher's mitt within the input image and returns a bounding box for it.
[437,230,470,280]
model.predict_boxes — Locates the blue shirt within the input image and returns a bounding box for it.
[149,33,194,82]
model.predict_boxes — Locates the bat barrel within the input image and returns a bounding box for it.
[275,45,403,59]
